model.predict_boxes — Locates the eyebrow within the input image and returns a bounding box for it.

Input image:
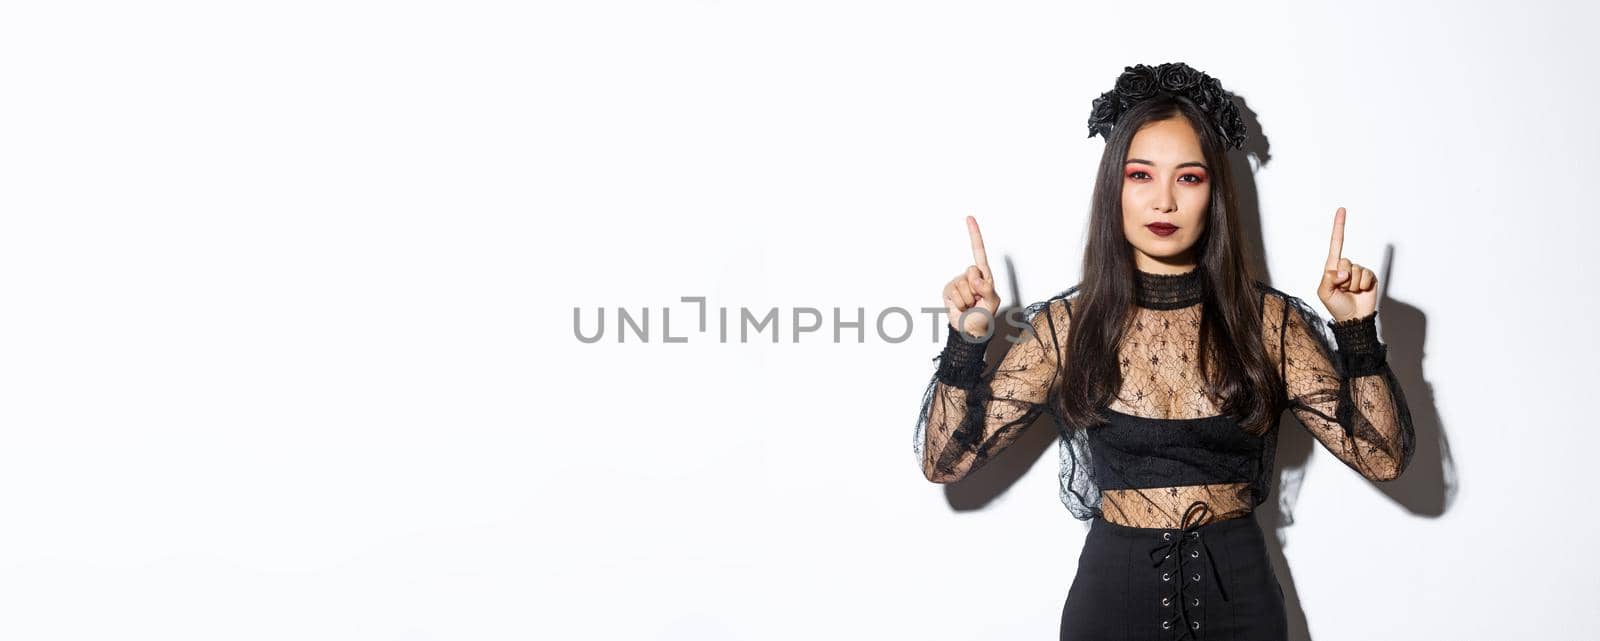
[1125,158,1209,170]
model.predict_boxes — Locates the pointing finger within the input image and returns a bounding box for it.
[967,216,991,280]
[1325,207,1346,271]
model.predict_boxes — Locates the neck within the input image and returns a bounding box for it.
[1133,265,1204,309]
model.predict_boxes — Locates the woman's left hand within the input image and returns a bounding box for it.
[1317,207,1378,322]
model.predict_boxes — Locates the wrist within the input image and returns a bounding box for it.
[936,328,991,389]
[1326,311,1385,376]
[1330,309,1374,325]
[1328,311,1379,348]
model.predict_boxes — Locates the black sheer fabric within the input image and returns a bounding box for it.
[913,268,1415,528]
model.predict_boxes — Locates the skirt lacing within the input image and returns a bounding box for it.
[1145,500,1231,638]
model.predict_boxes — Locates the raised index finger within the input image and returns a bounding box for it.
[1325,207,1346,270]
[967,215,991,279]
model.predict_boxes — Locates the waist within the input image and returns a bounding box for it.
[1099,482,1256,529]
[1093,503,1259,537]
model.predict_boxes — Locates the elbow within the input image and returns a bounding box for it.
[922,459,968,484]
[1362,456,1407,482]
[1366,467,1401,482]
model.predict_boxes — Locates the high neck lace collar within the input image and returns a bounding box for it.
[1134,267,1203,310]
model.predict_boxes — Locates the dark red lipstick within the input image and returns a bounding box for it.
[1146,223,1178,237]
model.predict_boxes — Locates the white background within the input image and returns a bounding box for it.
[2,1,1594,639]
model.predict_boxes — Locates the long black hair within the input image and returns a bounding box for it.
[1058,93,1282,436]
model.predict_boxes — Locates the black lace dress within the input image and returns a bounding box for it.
[912,267,1415,640]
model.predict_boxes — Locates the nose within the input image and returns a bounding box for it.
[1153,181,1177,214]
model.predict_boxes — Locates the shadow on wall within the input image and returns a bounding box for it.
[929,94,1457,641]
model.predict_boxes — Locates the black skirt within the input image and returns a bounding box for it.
[1060,510,1287,640]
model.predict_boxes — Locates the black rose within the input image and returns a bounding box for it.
[1217,101,1247,149]
[1189,77,1223,113]
[1155,63,1201,92]
[1086,90,1122,138]
[1114,64,1158,100]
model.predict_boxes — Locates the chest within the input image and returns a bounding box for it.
[1105,308,1222,420]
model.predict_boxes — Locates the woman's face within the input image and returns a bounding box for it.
[1120,115,1211,273]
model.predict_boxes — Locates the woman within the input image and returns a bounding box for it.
[912,62,1415,640]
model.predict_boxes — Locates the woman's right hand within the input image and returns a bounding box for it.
[941,216,1002,340]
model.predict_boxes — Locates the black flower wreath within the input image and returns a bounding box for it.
[1086,62,1247,150]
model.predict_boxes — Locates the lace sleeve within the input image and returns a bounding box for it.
[1277,293,1415,482]
[914,296,1071,483]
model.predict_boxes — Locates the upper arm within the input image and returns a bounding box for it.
[990,297,1072,405]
